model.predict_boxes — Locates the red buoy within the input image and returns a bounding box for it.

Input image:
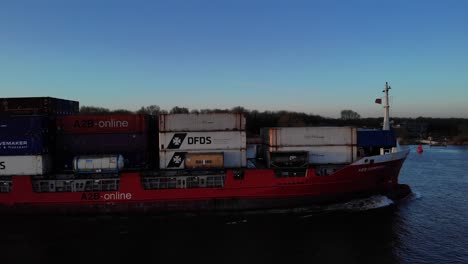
[417,144,423,154]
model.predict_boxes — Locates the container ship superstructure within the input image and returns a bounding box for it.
[0,83,410,214]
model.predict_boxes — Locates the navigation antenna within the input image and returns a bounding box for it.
[383,82,391,131]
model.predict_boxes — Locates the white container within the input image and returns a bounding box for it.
[261,127,357,146]
[267,146,357,164]
[73,155,124,174]
[159,113,246,132]
[159,131,246,151]
[0,155,50,175]
[160,149,247,169]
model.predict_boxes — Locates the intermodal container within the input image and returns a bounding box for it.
[261,127,357,146]
[0,135,49,155]
[159,131,246,151]
[184,153,224,169]
[0,116,50,135]
[266,146,357,165]
[268,151,309,168]
[357,130,397,148]
[0,155,51,175]
[160,149,246,169]
[56,133,148,153]
[73,155,125,174]
[159,113,245,132]
[57,114,148,134]
[0,97,79,116]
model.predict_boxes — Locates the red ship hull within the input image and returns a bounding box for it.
[0,150,410,214]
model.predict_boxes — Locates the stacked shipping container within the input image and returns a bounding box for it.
[0,97,79,176]
[1,97,79,116]
[261,127,358,166]
[158,113,247,169]
[55,114,154,172]
[0,116,53,175]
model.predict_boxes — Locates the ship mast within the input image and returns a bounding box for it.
[383,82,391,130]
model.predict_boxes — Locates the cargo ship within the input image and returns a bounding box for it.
[0,83,411,214]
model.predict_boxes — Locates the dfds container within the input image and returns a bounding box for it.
[0,155,51,175]
[266,146,357,165]
[357,130,397,148]
[73,155,125,174]
[159,131,246,151]
[57,114,147,134]
[159,113,245,132]
[0,135,49,155]
[262,127,357,146]
[0,116,50,135]
[0,97,79,116]
[160,150,246,169]
[184,153,224,169]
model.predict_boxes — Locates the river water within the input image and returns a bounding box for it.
[1,145,467,263]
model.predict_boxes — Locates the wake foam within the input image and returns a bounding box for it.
[324,195,395,212]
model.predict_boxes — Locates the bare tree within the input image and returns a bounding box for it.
[341,110,361,120]
[170,106,189,114]
[137,105,161,115]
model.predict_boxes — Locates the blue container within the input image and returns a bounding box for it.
[0,97,79,116]
[357,130,396,148]
[0,134,49,155]
[0,116,50,135]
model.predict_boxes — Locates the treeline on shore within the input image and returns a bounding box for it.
[79,105,468,145]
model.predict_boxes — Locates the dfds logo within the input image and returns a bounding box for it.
[167,133,212,149]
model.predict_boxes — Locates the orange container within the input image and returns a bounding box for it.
[184,153,224,169]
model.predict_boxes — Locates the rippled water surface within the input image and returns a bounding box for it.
[1,145,467,264]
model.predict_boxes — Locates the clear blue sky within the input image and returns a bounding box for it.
[1,0,467,118]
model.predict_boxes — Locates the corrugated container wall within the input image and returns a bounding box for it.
[57,114,147,134]
[0,155,51,175]
[0,116,53,156]
[159,131,246,151]
[0,116,50,134]
[357,130,396,148]
[184,153,224,169]
[159,113,245,132]
[267,146,357,165]
[160,150,246,169]
[0,135,50,155]
[262,127,357,146]
[0,97,79,116]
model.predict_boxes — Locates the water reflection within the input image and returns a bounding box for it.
[1,206,409,264]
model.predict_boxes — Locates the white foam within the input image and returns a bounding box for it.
[325,195,395,212]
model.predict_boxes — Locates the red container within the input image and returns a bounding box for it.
[57,114,147,134]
